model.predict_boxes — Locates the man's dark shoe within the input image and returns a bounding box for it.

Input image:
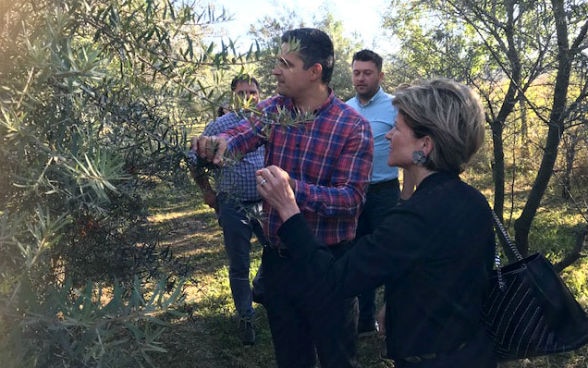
[239,318,256,345]
[357,319,378,338]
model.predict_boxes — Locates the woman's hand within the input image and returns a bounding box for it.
[256,165,301,221]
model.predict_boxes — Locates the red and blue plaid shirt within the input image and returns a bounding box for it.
[221,89,373,247]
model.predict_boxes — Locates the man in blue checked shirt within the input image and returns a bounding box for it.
[192,74,268,346]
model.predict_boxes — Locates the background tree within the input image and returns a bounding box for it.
[316,12,361,100]
[246,10,306,96]
[383,0,588,262]
[246,8,361,100]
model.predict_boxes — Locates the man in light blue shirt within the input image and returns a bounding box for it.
[347,49,414,337]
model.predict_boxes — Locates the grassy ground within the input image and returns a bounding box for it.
[146,179,588,368]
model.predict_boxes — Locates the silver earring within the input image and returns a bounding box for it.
[412,150,427,165]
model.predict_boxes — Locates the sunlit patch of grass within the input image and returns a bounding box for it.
[148,208,203,223]
[157,231,214,248]
[563,259,588,305]
[529,208,582,256]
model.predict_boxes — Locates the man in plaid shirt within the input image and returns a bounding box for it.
[193,28,373,368]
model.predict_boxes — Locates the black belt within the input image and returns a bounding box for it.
[269,239,352,259]
[368,178,399,193]
[217,193,262,206]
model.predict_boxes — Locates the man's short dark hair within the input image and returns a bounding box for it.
[230,74,260,92]
[281,28,335,84]
[352,49,383,73]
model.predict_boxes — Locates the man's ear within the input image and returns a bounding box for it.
[309,63,323,81]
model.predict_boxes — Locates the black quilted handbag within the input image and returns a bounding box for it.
[482,212,588,361]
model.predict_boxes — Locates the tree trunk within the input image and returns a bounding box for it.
[514,0,571,256]
[490,119,505,219]
[561,132,578,200]
[519,96,529,159]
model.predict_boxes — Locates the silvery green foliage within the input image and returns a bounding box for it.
[0,0,244,365]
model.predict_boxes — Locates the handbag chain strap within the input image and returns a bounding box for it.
[491,210,523,290]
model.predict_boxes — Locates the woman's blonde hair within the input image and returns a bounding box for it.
[392,78,486,174]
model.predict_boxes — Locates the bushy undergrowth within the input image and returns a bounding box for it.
[0,277,185,368]
[0,0,232,366]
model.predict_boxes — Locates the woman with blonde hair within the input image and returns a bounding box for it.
[256,78,497,367]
